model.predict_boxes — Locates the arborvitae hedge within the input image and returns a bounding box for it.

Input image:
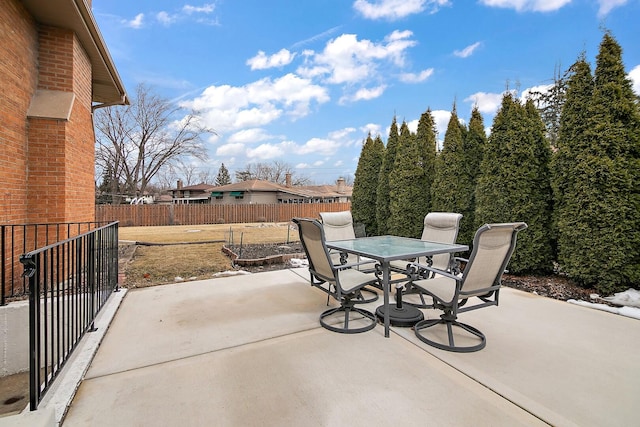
[555,33,640,294]
[352,134,384,235]
[430,106,474,246]
[388,121,428,237]
[460,106,486,247]
[415,108,438,215]
[475,94,553,273]
[376,117,398,235]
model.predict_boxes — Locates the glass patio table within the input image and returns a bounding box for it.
[327,235,468,337]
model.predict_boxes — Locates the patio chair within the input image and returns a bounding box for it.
[411,222,527,352]
[393,212,463,307]
[320,210,378,302]
[319,211,374,266]
[292,218,379,334]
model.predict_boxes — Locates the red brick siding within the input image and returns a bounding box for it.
[0,0,38,224]
[26,26,96,224]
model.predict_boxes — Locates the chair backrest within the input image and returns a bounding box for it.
[319,211,356,241]
[421,212,463,270]
[460,222,528,297]
[293,218,336,283]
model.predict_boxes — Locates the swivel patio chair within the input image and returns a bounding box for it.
[411,222,527,352]
[319,210,378,302]
[319,211,374,266]
[393,212,463,307]
[293,218,379,334]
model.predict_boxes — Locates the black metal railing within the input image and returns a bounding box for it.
[1,222,107,305]
[20,221,119,410]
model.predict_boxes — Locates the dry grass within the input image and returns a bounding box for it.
[119,222,299,287]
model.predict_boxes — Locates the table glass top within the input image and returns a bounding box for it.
[326,235,468,262]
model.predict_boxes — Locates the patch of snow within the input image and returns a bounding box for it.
[175,276,184,282]
[212,270,252,278]
[601,288,640,308]
[289,258,309,268]
[567,299,640,320]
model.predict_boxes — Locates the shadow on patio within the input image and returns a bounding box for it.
[35,268,640,426]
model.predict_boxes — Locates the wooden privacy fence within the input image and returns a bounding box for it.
[96,202,353,227]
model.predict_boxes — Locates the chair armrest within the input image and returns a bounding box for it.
[334,261,376,271]
[409,262,460,281]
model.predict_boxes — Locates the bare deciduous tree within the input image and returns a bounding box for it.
[234,161,310,185]
[95,84,212,196]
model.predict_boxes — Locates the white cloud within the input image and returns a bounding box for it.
[329,128,357,140]
[247,144,284,159]
[216,143,246,156]
[406,119,419,133]
[520,84,554,103]
[430,110,451,139]
[247,49,296,70]
[227,128,273,144]
[296,138,341,156]
[597,0,628,17]
[298,31,417,85]
[342,85,387,103]
[183,3,216,14]
[399,68,434,83]
[156,11,177,26]
[454,42,482,58]
[183,74,329,133]
[124,13,144,29]
[479,0,571,12]
[464,91,506,115]
[353,0,451,20]
[361,123,382,137]
[629,65,640,96]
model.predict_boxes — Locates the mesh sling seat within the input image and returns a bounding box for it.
[411,222,527,352]
[393,213,463,307]
[293,218,379,334]
[319,211,378,303]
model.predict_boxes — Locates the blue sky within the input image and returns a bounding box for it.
[93,0,640,184]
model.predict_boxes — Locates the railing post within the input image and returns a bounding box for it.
[20,252,40,411]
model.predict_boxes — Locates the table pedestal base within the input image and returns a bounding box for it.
[375,285,424,327]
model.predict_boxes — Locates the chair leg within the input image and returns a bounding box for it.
[319,300,377,334]
[414,312,486,352]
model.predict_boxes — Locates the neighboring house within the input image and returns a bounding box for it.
[1,0,128,224]
[170,176,352,205]
[171,181,218,204]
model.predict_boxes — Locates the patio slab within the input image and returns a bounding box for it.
[58,268,639,426]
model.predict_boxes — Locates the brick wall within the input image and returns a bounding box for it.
[0,0,37,224]
[2,3,97,225]
[26,26,96,224]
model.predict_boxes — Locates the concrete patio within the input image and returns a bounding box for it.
[22,268,640,426]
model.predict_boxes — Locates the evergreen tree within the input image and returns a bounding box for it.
[414,108,438,215]
[376,116,399,235]
[431,106,471,242]
[552,56,594,282]
[388,121,427,237]
[475,93,554,273]
[528,64,567,150]
[352,133,384,235]
[557,33,640,293]
[215,163,232,186]
[459,106,487,246]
